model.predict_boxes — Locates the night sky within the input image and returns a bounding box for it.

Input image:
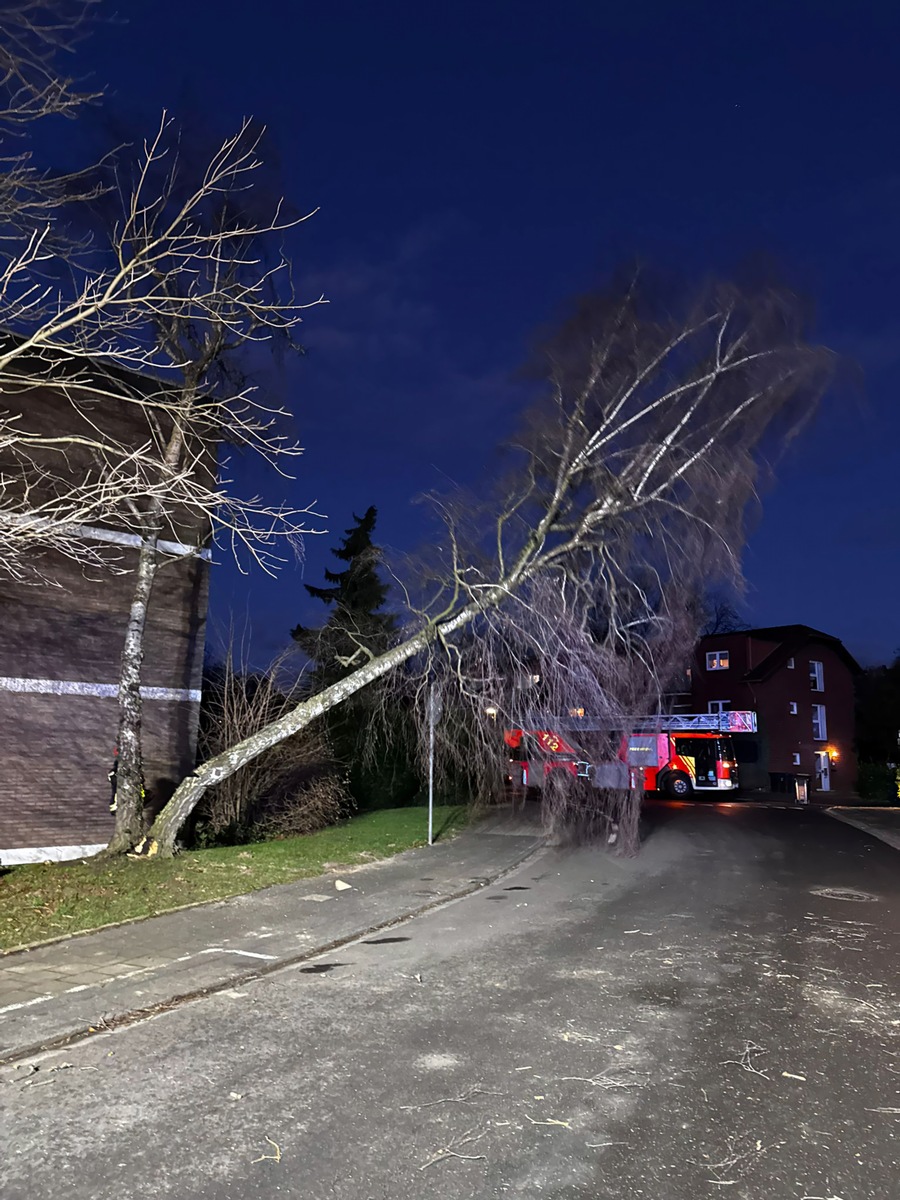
[73,2,900,666]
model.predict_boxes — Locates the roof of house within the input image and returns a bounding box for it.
[699,624,862,680]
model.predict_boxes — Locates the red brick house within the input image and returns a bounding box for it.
[690,625,859,796]
[0,360,209,864]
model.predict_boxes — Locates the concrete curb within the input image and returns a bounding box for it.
[0,836,545,1068]
[825,807,900,853]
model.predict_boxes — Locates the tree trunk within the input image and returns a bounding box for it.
[106,533,160,853]
[148,628,432,854]
[145,593,498,855]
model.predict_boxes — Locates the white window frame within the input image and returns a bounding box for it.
[810,660,824,691]
[792,752,801,766]
[812,704,827,741]
[708,700,730,715]
[706,650,730,671]
[789,701,798,715]
[786,657,795,669]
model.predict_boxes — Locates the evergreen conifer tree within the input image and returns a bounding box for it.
[292,508,415,806]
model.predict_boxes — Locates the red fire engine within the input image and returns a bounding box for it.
[504,711,757,798]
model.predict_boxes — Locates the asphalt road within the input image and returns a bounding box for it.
[2,805,899,1200]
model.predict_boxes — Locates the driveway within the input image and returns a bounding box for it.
[2,805,898,1199]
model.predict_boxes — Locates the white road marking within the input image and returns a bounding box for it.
[199,948,277,961]
[0,994,54,1016]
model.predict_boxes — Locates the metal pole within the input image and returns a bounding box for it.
[428,683,435,845]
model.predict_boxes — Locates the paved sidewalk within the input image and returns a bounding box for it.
[0,810,543,1064]
[827,805,900,852]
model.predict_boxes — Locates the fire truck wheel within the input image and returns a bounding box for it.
[663,771,693,798]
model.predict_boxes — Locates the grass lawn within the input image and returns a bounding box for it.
[0,805,468,952]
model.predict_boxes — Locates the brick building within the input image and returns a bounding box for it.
[0,360,209,864]
[690,625,859,795]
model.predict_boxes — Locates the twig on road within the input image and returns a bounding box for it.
[400,1086,503,1110]
[252,1137,282,1164]
[557,1070,646,1090]
[418,1125,487,1170]
[695,1135,768,1187]
[720,1041,771,1080]
[14,1062,99,1088]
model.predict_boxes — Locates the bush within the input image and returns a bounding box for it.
[191,650,353,847]
[252,772,349,840]
[856,761,899,805]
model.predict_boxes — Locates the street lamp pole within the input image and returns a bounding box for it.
[426,681,443,846]
[434,686,441,844]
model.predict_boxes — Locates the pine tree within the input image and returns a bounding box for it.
[292,506,396,684]
[292,508,415,807]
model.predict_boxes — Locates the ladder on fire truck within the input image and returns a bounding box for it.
[532,711,758,734]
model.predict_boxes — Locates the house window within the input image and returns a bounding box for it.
[708,700,730,715]
[792,752,801,766]
[812,704,827,741]
[789,701,798,715]
[787,657,795,669]
[706,650,729,671]
[810,660,824,691]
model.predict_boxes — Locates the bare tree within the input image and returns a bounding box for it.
[138,275,832,855]
[93,116,325,851]
[0,111,326,849]
[700,593,751,636]
[0,1,103,253]
[0,4,327,847]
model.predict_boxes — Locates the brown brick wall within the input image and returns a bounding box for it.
[0,547,208,690]
[0,692,201,850]
[0,372,210,854]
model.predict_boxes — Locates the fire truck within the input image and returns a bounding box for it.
[504,711,757,798]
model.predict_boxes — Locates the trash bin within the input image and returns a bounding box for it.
[794,774,810,805]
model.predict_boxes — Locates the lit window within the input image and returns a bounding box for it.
[789,702,798,715]
[706,650,730,671]
[810,660,824,691]
[812,704,827,741]
[708,700,730,715]
[792,752,801,766]
[787,657,795,669]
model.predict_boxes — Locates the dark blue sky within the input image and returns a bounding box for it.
[78,1,900,665]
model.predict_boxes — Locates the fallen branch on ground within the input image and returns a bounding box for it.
[418,1126,488,1171]
[720,1041,770,1080]
[251,1137,282,1164]
[400,1086,503,1110]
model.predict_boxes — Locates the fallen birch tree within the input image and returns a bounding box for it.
[140,275,832,855]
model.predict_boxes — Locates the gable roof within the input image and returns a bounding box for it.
[698,624,862,680]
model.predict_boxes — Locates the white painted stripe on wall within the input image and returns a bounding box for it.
[0,842,106,866]
[5,513,211,560]
[74,523,213,560]
[0,677,201,702]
